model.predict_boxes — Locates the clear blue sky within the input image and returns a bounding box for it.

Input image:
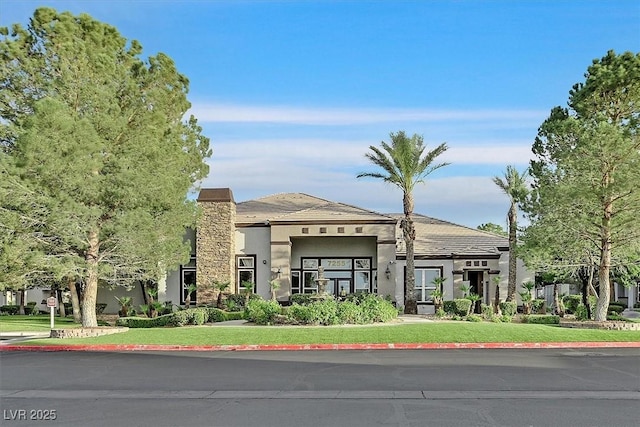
[2,1,639,228]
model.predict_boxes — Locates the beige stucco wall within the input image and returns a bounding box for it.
[269,222,397,300]
[236,226,272,299]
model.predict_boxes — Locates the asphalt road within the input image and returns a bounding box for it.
[1,348,639,427]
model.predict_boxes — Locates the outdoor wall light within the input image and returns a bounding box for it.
[385,265,391,280]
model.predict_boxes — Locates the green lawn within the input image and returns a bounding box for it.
[0,315,81,332]
[14,321,640,346]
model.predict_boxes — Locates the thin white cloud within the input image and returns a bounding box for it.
[208,138,532,167]
[189,103,546,126]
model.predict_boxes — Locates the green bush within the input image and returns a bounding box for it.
[608,304,625,315]
[481,303,493,320]
[290,293,312,305]
[224,311,244,321]
[531,299,546,314]
[116,314,175,328]
[607,313,626,321]
[244,299,282,325]
[287,304,315,324]
[522,314,560,325]
[206,307,226,323]
[192,307,208,325]
[170,309,194,326]
[499,301,517,316]
[466,314,482,322]
[0,305,19,315]
[500,314,513,323]
[307,299,340,325]
[562,295,582,314]
[444,299,472,316]
[336,301,363,324]
[575,304,589,321]
[24,302,38,315]
[226,293,262,310]
[357,293,398,323]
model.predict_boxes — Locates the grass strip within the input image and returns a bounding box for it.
[0,315,81,332]
[19,322,640,346]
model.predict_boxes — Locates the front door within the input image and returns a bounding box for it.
[467,270,484,313]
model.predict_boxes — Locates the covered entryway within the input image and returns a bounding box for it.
[466,270,485,313]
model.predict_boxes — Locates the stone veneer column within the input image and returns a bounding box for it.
[196,188,236,305]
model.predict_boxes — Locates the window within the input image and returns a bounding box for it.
[355,271,370,292]
[303,271,318,293]
[237,255,256,292]
[414,268,442,303]
[180,256,196,304]
[291,271,300,294]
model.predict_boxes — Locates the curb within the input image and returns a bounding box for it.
[1,341,639,352]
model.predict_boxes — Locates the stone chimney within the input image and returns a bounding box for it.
[196,188,236,305]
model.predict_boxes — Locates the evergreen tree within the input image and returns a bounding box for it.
[0,8,211,326]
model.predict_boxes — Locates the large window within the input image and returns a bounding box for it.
[237,255,256,292]
[293,257,374,295]
[414,268,442,303]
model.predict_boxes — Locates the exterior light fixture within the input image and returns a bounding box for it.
[385,265,391,280]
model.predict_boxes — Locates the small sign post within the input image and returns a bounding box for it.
[47,297,57,329]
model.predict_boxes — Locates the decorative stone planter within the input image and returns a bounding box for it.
[49,327,129,339]
[559,321,640,331]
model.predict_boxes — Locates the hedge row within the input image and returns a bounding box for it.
[522,315,560,325]
[116,307,243,328]
[245,294,398,325]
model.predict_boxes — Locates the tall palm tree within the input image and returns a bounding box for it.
[492,165,529,302]
[357,131,449,314]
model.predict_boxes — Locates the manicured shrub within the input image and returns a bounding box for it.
[0,305,19,315]
[499,301,517,317]
[443,300,456,315]
[445,299,472,317]
[356,293,397,323]
[522,314,560,325]
[336,301,363,324]
[170,309,194,326]
[224,311,244,321]
[308,298,340,325]
[244,299,282,325]
[192,308,208,325]
[206,307,226,323]
[287,304,315,325]
[466,314,482,322]
[116,314,175,328]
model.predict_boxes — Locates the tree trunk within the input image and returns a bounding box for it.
[494,282,501,315]
[68,277,82,323]
[402,192,417,314]
[594,189,613,322]
[553,284,565,317]
[57,288,66,317]
[81,229,100,327]
[505,202,518,301]
[18,289,26,315]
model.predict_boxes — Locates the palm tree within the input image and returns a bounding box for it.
[492,165,529,302]
[357,131,449,314]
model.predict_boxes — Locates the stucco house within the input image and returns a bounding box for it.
[156,188,534,315]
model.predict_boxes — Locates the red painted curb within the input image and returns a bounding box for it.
[1,341,639,352]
